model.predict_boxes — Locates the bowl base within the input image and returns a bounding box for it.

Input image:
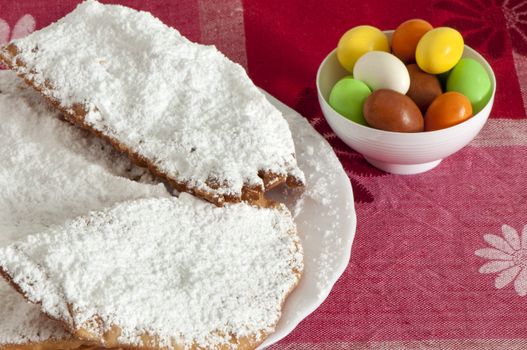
[364,158,442,175]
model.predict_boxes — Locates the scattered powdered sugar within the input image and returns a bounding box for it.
[7,0,304,199]
[0,195,303,350]
[263,90,355,336]
[0,70,169,346]
[281,110,353,300]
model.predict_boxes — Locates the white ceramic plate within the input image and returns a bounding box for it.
[0,80,355,347]
[258,92,357,348]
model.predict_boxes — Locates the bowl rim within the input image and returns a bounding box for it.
[315,29,497,136]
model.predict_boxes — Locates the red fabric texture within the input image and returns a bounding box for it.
[2,0,527,349]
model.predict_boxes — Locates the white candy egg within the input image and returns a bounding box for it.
[353,51,410,94]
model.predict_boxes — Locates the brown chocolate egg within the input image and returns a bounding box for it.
[406,63,442,113]
[363,89,424,132]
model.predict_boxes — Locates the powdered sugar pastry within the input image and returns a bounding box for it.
[0,195,303,350]
[1,0,305,204]
[0,70,169,347]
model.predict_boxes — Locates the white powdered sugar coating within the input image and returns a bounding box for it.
[0,195,303,350]
[7,0,304,199]
[0,283,69,346]
[0,71,168,245]
[0,71,169,346]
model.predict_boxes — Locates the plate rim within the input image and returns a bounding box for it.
[258,91,357,348]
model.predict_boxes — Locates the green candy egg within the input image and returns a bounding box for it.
[446,58,492,113]
[329,76,371,125]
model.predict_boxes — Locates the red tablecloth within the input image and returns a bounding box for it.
[2,1,527,349]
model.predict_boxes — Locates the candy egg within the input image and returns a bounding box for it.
[353,51,410,94]
[425,92,472,131]
[392,19,433,63]
[446,58,492,113]
[329,76,371,125]
[336,25,389,73]
[416,27,464,74]
[406,63,442,113]
[363,89,424,132]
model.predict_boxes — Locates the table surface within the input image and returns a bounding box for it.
[2,1,527,349]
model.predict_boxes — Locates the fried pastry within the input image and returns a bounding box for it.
[0,0,305,206]
[0,71,168,350]
[0,195,303,350]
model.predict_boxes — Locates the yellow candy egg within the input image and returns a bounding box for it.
[415,27,464,74]
[336,25,389,73]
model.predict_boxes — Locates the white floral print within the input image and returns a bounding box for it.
[475,224,527,296]
[0,14,35,46]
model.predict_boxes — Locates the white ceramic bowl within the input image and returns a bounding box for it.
[316,31,496,174]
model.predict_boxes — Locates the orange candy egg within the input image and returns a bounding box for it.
[392,19,433,63]
[425,92,473,131]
